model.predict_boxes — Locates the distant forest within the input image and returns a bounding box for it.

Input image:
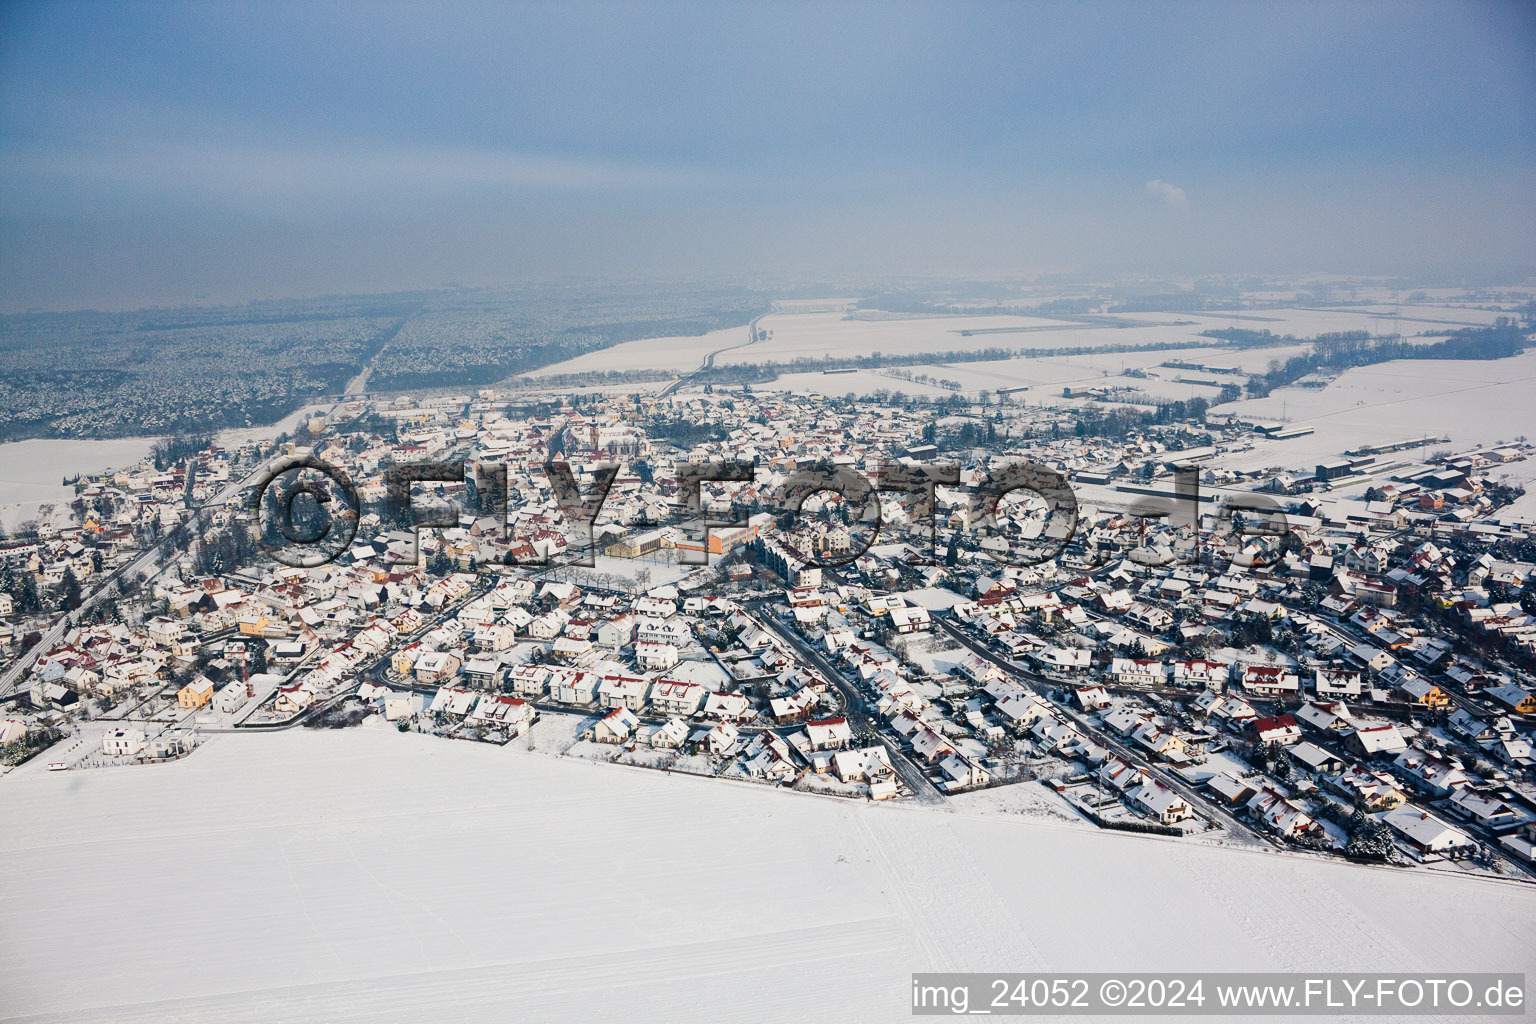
[0,285,766,440]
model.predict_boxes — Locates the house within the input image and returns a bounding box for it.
[1131,720,1188,758]
[1247,785,1323,840]
[1029,646,1091,673]
[769,688,817,722]
[1294,700,1354,734]
[1493,737,1535,770]
[1074,684,1113,711]
[635,616,690,645]
[888,605,931,634]
[1447,708,1503,743]
[1123,601,1173,632]
[468,694,535,734]
[956,654,1003,686]
[1239,665,1300,698]
[1169,659,1229,691]
[592,707,639,743]
[550,636,593,664]
[1392,675,1451,710]
[1109,658,1166,687]
[703,720,740,755]
[462,656,506,689]
[1193,690,1257,725]
[649,679,707,717]
[176,675,216,709]
[508,663,553,698]
[390,644,423,677]
[1327,765,1407,811]
[909,725,957,765]
[1394,747,1470,795]
[1382,806,1477,860]
[1288,740,1343,775]
[1448,787,1531,831]
[101,727,146,757]
[831,746,898,799]
[1205,772,1257,806]
[1347,723,1409,759]
[428,686,479,717]
[1251,714,1302,746]
[551,669,601,705]
[702,691,754,723]
[142,733,191,760]
[1486,684,1536,716]
[649,717,690,749]
[805,716,853,751]
[272,681,318,714]
[213,681,251,715]
[937,752,992,791]
[598,674,649,712]
[1103,706,1146,736]
[738,730,797,781]
[383,691,424,722]
[1313,667,1365,699]
[414,650,462,685]
[595,614,635,647]
[1128,779,1194,824]
[995,691,1055,731]
[634,641,680,672]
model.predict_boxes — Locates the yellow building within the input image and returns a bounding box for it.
[177,676,215,709]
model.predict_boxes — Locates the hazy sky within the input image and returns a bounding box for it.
[1,0,1533,310]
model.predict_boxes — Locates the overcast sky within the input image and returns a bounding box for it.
[1,0,1533,310]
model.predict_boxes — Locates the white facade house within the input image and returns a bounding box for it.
[213,682,251,715]
[102,728,146,757]
[1239,665,1300,697]
[598,674,649,712]
[634,641,680,671]
[592,707,639,744]
[551,669,601,705]
[649,717,689,749]
[1383,806,1477,860]
[1110,658,1166,687]
[649,679,707,716]
[804,716,853,751]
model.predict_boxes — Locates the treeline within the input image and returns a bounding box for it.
[648,417,730,446]
[1066,397,1212,440]
[1243,323,1528,398]
[517,368,675,390]
[1200,327,1304,347]
[700,338,1229,383]
[150,432,214,470]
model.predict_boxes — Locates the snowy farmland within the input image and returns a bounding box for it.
[1,726,1532,1023]
[528,306,1464,382]
[527,323,751,376]
[1213,347,1536,474]
[0,436,157,530]
[719,307,1475,368]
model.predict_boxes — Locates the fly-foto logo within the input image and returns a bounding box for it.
[250,456,1296,570]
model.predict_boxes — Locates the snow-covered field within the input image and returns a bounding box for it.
[724,308,1465,370]
[2,726,1532,1023]
[1213,348,1536,475]
[0,436,157,530]
[525,306,1493,385]
[757,344,1316,404]
[527,324,751,377]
